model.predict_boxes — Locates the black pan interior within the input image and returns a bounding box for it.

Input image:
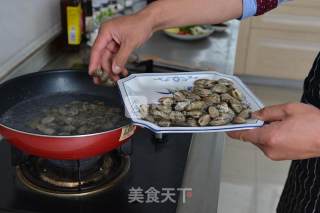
[0,70,130,134]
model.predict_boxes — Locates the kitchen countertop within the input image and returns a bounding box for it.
[4,20,239,213]
[43,21,239,74]
[136,22,238,73]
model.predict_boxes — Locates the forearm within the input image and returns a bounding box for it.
[90,0,289,80]
[138,0,243,32]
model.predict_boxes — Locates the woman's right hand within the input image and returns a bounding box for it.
[89,12,154,83]
[89,0,244,83]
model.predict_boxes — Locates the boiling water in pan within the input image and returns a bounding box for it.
[0,93,129,136]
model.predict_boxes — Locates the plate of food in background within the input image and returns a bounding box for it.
[163,25,215,41]
[211,22,229,32]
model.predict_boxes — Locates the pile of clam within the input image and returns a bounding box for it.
[139,78,252,127]
[29,101,123,136]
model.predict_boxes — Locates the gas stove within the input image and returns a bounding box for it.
[0,129,191,213]
[0,60,194,213]
[15,150,130,197]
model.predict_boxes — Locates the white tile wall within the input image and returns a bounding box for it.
[0,0,61,78]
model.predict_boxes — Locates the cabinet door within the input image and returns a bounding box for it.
[251,5,320,33]
[287,0,320,8]
[244,29,319,80]
[234,20,252,75]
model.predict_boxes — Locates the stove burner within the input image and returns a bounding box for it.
[16,151,130,198]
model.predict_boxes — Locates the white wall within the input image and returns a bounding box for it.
[0,0,61,78]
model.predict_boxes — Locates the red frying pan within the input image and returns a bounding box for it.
[0,70,137,160]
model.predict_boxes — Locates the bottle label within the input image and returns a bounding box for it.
[67,5,81,45]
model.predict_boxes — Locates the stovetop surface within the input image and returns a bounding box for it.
[0,129,191,213]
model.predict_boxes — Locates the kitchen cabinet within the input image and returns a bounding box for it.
[235,0,320,81]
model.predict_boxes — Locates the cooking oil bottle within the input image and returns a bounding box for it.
[61,0,84,51]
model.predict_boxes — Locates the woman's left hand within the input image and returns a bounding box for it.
[227,103,320,161]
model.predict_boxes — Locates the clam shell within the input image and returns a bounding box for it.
[186,101,206,111]
[159,97,175,106]
[208,106,219,118]
[158,120,171,127]
[173,91,187,101]
[169,111,186,122]
[198,114,211,126]
[211,84,228,93]
[186,110,203,119]
[232,116,247,124]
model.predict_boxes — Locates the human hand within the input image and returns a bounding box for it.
[89,12,154,83]
[228,103,320,160]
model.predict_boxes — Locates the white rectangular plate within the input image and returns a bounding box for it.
[118,71,264,133]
